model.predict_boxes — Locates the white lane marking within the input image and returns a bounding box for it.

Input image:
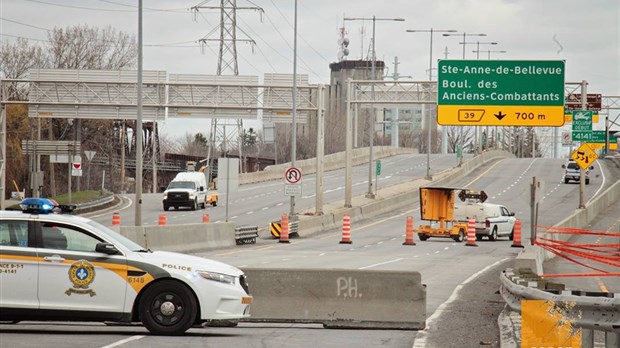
[262,207,269,211]
[587,160,607,205]
[412,257,509,348]
[358,258,405,270]
[100,336,146,348]
[246,211,254,215]
[276,202,284,206]
[319,253,326,256]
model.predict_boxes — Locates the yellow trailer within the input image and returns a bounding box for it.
[415,187,468,242]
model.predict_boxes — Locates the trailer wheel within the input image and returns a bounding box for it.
[453,229,465,242]
[418,233,429,241]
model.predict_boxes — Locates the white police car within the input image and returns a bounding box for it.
[0,198,252,335]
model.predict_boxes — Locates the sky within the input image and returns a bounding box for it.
[1,0,619,140]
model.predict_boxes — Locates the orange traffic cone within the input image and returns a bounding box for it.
[403,216,416,245]
[279,213,290,243]
[511,219,524,248]
[340,214,352,244]
[112,213,121,226]
[465,217,478,247]
[158,214,167,226]
[202,213,210,223]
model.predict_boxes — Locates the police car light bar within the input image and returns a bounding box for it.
[19,198,75,214]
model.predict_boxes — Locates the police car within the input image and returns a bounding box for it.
[0,198,252,335]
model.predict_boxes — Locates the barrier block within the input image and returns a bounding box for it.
[241,268,426,330]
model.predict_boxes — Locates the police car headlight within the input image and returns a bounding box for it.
[197,271,235,284]
[163,193,168,199]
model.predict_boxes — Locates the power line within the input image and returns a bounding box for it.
[0,33,48,43]
[23,0,133,12]
[268,0,330,64]
[0,17,50,31]
[97,0,190,13]
[22,0,189,13]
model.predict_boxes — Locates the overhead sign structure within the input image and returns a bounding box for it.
[437,60,565,126]
[570,143,598,170]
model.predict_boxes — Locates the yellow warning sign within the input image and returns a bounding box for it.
[571,143,598,170]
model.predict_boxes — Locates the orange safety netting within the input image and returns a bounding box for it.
[534,226,620,278]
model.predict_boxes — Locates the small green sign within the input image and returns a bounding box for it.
[376,160,381,176]
[572,131,618,143]
[571,110,593,131]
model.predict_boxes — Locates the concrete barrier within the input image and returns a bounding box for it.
[116,222,236,252]
[239,146,417,185]
[240,268,426,330]
[294,150,514,239]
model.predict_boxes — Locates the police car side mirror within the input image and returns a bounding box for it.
[509,212,515,216]
[561,164,566,169]
[199,186,204,191]
[95,242,120,255]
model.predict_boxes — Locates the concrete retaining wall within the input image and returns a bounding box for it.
[116,222,236,252]
[240,268,426,329]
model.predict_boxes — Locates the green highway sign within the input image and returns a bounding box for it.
[437,60,565,126]
[572,131,618,143]
[571,110,593,131]
[376,160,381,176]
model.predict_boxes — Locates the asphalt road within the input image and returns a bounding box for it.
[2,154,618,348]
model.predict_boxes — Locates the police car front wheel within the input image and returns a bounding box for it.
[139,280,198,335]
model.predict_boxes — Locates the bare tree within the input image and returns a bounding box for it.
[47,25,136,70]
[176,133,209,157]
[0,38,48,100]
[446,126,474,153]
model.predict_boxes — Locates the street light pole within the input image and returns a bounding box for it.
[464,41,496,153]
[290,0,298,217]
[443,32,486,165]
[407,28,456,180]
[344,16,405,198]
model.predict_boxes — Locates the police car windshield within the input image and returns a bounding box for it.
[168,181,196,189]
[85,220,145,251]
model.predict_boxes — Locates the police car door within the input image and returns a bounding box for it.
[0,219,38,310]
[37,221,128,316]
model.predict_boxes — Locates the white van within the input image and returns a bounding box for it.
[454,202,516,241]
[162,172,208,211]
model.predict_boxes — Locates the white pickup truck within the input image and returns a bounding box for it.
[162,171,217,211]
[454,201,516,241]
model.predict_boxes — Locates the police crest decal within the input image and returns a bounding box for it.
[65,260,96,297]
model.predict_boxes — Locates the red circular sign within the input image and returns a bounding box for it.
[285,167,301,184]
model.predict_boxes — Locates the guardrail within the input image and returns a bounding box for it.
[73,193,115,213]
[500,268,620,346]
[235,225,259,245]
